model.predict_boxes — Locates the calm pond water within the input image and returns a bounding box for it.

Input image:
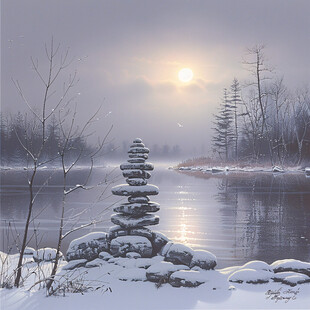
[1,164,310,268]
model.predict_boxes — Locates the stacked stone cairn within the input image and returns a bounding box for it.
[65,138,218,287]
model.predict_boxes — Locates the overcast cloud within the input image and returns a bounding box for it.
[2,0,310,156]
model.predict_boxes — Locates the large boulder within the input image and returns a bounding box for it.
[151,231,169,255]
[66,232,109,261]
[228,268,271,284]
[110,235,153,258]
[190,250,217,270]
[169,270,206,287]
[164,243,194,266]
[146,261,190,283]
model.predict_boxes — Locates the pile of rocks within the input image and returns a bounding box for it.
[65,138,217,287]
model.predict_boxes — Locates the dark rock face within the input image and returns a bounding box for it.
[190,250,217,270]
[111,213,160,228]
[66,232,109,261]
[113,202,160,215]
[110,236,153,258]
[164,243,194,266]
[151,231,169,254]
[169,270,206,287]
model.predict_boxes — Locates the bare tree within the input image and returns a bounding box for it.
[13,39,77,287]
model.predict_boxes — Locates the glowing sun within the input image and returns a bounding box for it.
[178,68,193,83]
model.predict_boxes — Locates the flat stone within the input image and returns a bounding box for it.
[129,227,153,239]
[111,213,160,228]
[127,158,146,164]
[108,225,129,240]
[164,243,194,266]
[112,184,159,196]
[120,163,154,171]
[190,250,217,270]
[126,178,147,186]
[130,143,145,148]
[113,202,160,215]
[133,138,143,143]
[110,236,153,258]
[128,153,148,159]
[169,270,206,287]
[128,196,150,203]
[128,147,150,154]
[123,170,151,179]
[99,251,113,260]
[66,232,109,261]
[228,269,270,284]
[146,261,190,282]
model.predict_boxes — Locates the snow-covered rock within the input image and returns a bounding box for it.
[111,184,159,196]
[281,274,310,286]
[228,268,271,284]
[122,169,151,179]
[241,260,273,273]
[113,202,160,215]
[85,258,105,268]
[126,178,147,185]
[271,259,310,276]
[271,271,309,282]
[169,270,207,287]
[127,147,150,154]
[118,268,147,282]
[111,213,159,228]
[120,163,153,171]
[129,227,153,239]
[164,243,194,266]
[146,261,190,282]
[190,250,217,270]
[62,259,87,270]
[66,232,109,261]
[24,247,35,256]
[127,158,146,164]
[33,248,60,262]
[98,251,113,261]
[110,235,153,258]
[126,252,142,259]
[151,231,169,254]
[272,166,284,173]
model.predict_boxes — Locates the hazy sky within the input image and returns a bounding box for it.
[2,0,310,157]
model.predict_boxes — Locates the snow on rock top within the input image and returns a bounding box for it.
[241,260,273,273]
[133,138,143,143]
[112,184,159,196]
[68,232,108,249]
[228,268,271,284]
[271,259,310,276]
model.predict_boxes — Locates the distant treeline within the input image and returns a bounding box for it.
[0,112,94,166]
[212,46,310,166]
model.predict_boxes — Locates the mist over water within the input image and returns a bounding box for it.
[1,165,309,268]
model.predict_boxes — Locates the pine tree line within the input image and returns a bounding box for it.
[212,47,310,166]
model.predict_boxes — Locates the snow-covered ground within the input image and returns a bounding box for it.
[1,253,310,310]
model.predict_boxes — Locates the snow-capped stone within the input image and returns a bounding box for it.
[110,235,153,258]
[130,142,145,148]
[133,138,143,143]
[127,158,146,164]
[123,169,151,179]
[228,268,271,284]
[128,153,148,159]
[129,227,153,239]
[241,260,273,273]
[33,248,60,262]
[66,232,109,261]
[305,167,310,175]
[24,247,35,256]
[271,259,310,276]
[126,252,142,259]
[158,241,173,256]
[118,268,147,282]
[99,251,113,261]
[111,213,159,228]
[120,163,153,171]
[271,271,308,282]
[272,166,284,173]
[128,196,150,203]
[108,225,128,239]
[126,178,147,186]
[62,259,87,270]
[128,147,150,154]
[86,258,105,268]
[190,250,217,270]
[164,243,194,266]
[151,231,169,254]
[112,184,159,196]
[113,202,160,215]
[146,261,190,282]
[282,274,310,286]
[169,270,206,287]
